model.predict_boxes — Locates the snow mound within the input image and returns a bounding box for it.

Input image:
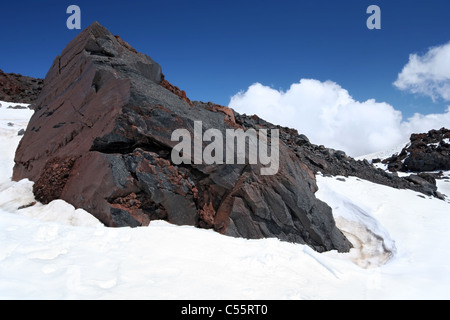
[316,175,396,268]
[0,179,100,227]
[317,174,450,299]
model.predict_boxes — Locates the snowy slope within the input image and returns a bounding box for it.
[355,141,410,170]
[1,101,450,300]
[316,175,450,299]
[0,102,33,185]
[356,141,410,162]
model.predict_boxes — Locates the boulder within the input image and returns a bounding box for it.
[406,174,437,195]
[13,22,351,253]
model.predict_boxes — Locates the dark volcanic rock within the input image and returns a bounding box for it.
[234,113,442,197]
[406,174,437,195]
[13,22,351,253]
[0,69,43,104]
[383,128,450,173]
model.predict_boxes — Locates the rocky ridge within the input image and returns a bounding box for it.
[0,69,43,104]
[13,22,352,253]
[235,113,444,197]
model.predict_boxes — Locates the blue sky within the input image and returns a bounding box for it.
[1,0,450,119]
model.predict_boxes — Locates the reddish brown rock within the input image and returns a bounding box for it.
[160,74,194,106]
[114,35,138,54]
[193,101,239,128]
[13,22,351,253]
[0,69,43,104]
[33,156,77,203]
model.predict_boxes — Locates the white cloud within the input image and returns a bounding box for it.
[394,42,450,101]
[402,106,450,135]
[229,79,450,157]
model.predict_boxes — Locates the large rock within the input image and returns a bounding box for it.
[13,22,351,253]
[235,113,443,196]
[383,128,450,172]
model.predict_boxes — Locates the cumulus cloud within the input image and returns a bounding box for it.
[394,42,450,101]
[402,106,450,134]
[229,79,450,157]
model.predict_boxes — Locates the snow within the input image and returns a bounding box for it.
[356,141,409,162]
[429,138,450,148]
[0,102,34,185]
[316,175,450,299]
[355,141,409,170]
[315,176,396,269]
[436,177,450,204]
[1,101,450,300]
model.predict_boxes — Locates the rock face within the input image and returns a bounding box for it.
[383,128,450,173]
[0,69,43,104]
[13,22,351,253]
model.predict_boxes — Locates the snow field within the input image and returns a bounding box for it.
[1,101,449,300]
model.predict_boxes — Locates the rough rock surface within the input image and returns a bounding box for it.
[13,22,351,253]
[235,113,443,197]
[0,69,43,104]
[383,128,450,173]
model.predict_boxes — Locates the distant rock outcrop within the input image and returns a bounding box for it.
[0,69,43,104]
[383,128,450,172]
[13,22,352,253]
